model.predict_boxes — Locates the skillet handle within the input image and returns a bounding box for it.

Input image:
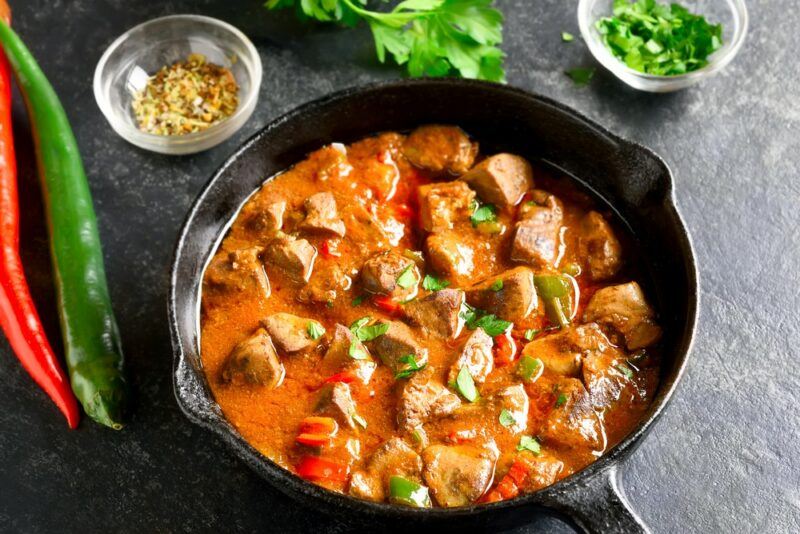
[549,466,650,534]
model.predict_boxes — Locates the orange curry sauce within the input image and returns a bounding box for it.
[200,126,661,507]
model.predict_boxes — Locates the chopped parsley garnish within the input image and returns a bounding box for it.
[455,366,478,402]
[596,0,723,76]
[460,303,512,337]
[561,31,574,42]
[517,355,542,382]
[616,363,635,379]
[306,321,325,341]
[422,274,450,291]
[352,294,366,307]
[396,264,417,289]
[395,354,426,379]
[555,393,568,407]
[566,67,595,86]
[516,435,541,455]
[523,329,539,341]
[490,279,504,292]
[350,316,389,342]
[499,409,515,428]
[348,341,369,360]
[470,203,497,227]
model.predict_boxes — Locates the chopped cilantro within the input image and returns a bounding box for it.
[561,31,574,42]
[460,304,512,337]
[396,264,417,289]
[422,274,450,291]
[499,409,515,428]
[595,0,723,76]
[490,279,504,292]
[516,435,541,455]
[306,321,325,341]
[455,366,478,402]
[555,393,568,407]
[350,316,389,342]
[566,67,595,86]
[395,354,425,379]
[470,203,497,227]
[616,363,635,379]
[352,294,366,307]
[348,341,369,360]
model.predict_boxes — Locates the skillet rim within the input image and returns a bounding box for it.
[169,78,699,521]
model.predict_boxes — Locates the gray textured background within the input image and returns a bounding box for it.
[1,0,798,532]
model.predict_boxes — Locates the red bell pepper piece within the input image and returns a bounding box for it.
[322,370,357,385]
[296,433,333,447]
[0,6,79,428]
[299,416,338,435]
[318,239,341,259]
[295,456,349,483]
[493,332,517,366]
[373,295,401,315]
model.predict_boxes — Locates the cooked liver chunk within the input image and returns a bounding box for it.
[404,289,465,339]
[221,328,284,388]
[447,328,494,385]
[579,211,622,280]
[297,264,351,304]
[426,232,475,283]
[205,247,270,298]
[417,181,475,232]
[539,378,604,452]
[349,438,422,502]
[462,153,533,207]
[360,251,418,300]
[422,444,496,507]
[582,351,634,409]
[398,368,461,432]
[262,312,321,353]
[316,382,359,428]
[402,125,478,175]
[264,235,316,282]
[583,282,662,350]
[510,190,563,268]
[465,266,537,322]
[515,453,564,492]
[370,321,429,373]
[299,192,346,237]
[520,323,613,377]
[242,199,286,235]
[320,324,376,384]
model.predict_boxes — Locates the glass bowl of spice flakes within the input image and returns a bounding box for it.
[94,15,262,155]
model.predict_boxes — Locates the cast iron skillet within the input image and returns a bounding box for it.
[169,79,698,533]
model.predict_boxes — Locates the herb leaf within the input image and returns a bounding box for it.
[490,279,504,292]
[395,354,426,379]
[455,366,478,402]
[566,67,595,86]
[307,321,326,340]
[460,304,512,336]
[352,294,366,307]
[350,316,389,342]
[499,408,515,428]
[422,274,450,291]
[616,363,634,379]
[517,435,541,455]
[396,265,417,289]
[470,202,497,227]
[348,341,370,360]
[523,328,539,341]
[555,392,568,407]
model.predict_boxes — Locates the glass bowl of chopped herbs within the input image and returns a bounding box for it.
[578,0,748,92]
[94,15,262,155]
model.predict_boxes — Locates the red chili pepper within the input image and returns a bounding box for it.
[0,13,79,429]
[296,433,333,447]
[373,295,401,315]
[295,456,349,483]
[322,370,357,385]
[318,239,341,259]
[493,332,517,366]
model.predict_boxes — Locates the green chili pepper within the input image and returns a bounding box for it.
[534,275,572,328]
[389,476,432,508]
[0,21,126,429]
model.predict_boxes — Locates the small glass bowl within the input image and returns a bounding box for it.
[93,15,262,155]
[578,0,748,92]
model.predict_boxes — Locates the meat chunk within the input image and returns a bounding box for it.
[205,247,270,298]
[520,323,614,377]
[349,438,423,502]
[371,321,429,374]
[297,264,351,304]
[316,382,360,429]
[510,190,563,268]
[308,143,353,182]
[221,328,284,388]
[426,232,475,283]
[539,378,604,452]
[404,289,465,339]
[262,312,322,353]
[402,125,478,175]
[264,235,316,282]
[512,453,564,493]
[494,384,529,434]
[579,211,622,281]
[242,199,285,235]
[417,181,475,232]
[464,267,537,322]
[583,282,662,350]
[360,251,418,300]
[398,368,461,432]
[462,153,533,207]
[447,328,494,385]
[320,324,376,384]
[299,192,346,237]
[422,445,497,507]
[582,351,636,409]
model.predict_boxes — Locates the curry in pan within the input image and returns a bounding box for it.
[200,125,662,508]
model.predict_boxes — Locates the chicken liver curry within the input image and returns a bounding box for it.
[200,125,662,508]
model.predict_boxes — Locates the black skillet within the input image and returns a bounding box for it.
[169,79,699,533]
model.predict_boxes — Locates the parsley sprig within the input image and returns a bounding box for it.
[266,0,506,82]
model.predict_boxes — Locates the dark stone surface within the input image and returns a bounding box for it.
[0,1,797,533]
